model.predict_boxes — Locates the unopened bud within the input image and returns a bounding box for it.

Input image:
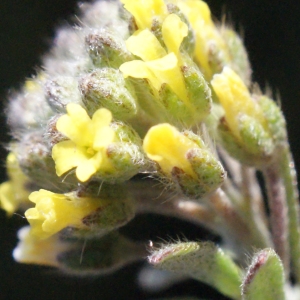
[85,31,134,69]
[45,76,82,112]
[79,68,138,120]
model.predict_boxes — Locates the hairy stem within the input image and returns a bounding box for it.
[280,146,300,282]
[263,162,289,274]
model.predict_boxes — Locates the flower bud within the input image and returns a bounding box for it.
[16,131,77,191]
[143,124,225,198]
[8,76,53,131]
[45,76,82,112]
[85,31,134,69]
[79,68,138,120]
[212,67,276,166]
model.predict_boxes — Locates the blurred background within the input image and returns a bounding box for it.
[0,0,299,299]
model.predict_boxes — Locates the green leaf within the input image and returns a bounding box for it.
[148,241,242,299]
[242,249,286,300]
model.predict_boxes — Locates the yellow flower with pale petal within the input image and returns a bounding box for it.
[168,0,230,80]
[0,152,30,215]
[211,67,267,141]
[52,103,115,182]
[143,123,197,178]
[120,14,189,102]
[25,189,102,239]
[13,226,69,267]
[120,0,167,30]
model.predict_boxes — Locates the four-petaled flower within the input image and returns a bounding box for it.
[52,103,115,182]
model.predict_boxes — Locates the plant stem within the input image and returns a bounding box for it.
[280,146,300,282]
[241,166,272,248]
[263,162,290,274]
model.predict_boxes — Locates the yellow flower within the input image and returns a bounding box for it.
[25,189,101,239]
[120,0,167,30]
[120,14,188,102]
[52,103,115,182]
[143,123,197,178]
[0,152,30,215]
[211,67,267,141]
[13,226,69,267]
[169,0,230,80]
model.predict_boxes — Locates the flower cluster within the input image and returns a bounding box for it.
[1,0,299,299]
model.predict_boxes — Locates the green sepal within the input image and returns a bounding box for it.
[60,183,136,239]
[159,83,193,126]
[181,58,212,122]
[79,68,138,120]
[257,96,287,145]
[85,31,134,69]
[239,114,274,158]
[187,148,225,195]
[217,116,274,167]
[149,241,242,299]
[242,249,286,300]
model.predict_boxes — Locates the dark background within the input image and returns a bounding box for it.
[0,0,299,299]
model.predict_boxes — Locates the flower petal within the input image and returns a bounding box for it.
[120,60,161,90]
[143,123,197,177]
[126,29,167,61]
[162,14,188,56]
[52,140,90,177]
[92,108,115,150]
[56,103,93,147]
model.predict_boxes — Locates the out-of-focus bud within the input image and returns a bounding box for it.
[220,28,251,87]
[16,131,76,191]
[143,124,225,198]
[8,76,53,132]
[256,95,287,146]
[241,249,285,300]
[148,241,242,299]
[57,232,145,275]
[212,67,276,166]
[79,68,138,120]
[85,31,134,69]
[13,226,69,267]
[45,76,82,112]
[0,152,31,215]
